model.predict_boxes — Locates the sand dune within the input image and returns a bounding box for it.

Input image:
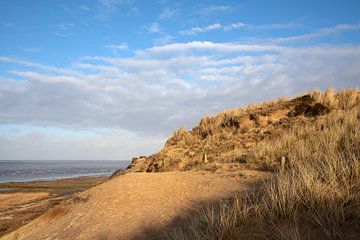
[1,171,265,240]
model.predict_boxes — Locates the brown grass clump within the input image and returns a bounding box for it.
[311,88,360,110]
[162,89,360,240]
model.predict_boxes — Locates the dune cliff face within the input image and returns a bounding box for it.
[123,89,358,174]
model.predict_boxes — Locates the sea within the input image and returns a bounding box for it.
[0,160,130,183]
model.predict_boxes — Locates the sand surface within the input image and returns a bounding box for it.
[0,193,49,211]
[1,170,266,240]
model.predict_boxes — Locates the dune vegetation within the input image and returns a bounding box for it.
[158,88,360,240]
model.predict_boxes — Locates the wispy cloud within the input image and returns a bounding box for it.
[153,35,174,45]
[79,5,91,11]
[158,0,169,4]
[2,22,14,28]
[0,56,84,77]
[52,23,76,37]
[251,22,302,30]
[22,48,41,53]
[105,43,129,52]
[53,32,72,37]
[146,22,162,33]
[179,23,222,35]
[96,0,133,20]
[179,22,300,35]
[273,23,360,43]
[198,4,233,15]
[159,7,179,19]
[145,41,287,54]
[223,22,249,31]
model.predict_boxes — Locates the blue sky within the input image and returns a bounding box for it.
[0,0,360,160]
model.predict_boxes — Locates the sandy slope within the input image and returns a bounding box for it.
[1,171,266,240]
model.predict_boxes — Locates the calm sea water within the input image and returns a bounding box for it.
[0,160,130,183]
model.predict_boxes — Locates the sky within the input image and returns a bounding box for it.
[0,0,360,160]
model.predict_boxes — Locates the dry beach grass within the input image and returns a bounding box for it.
[162,89,360,240]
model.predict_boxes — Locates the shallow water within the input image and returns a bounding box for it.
[0,160,130,183]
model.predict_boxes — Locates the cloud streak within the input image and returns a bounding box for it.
[198,5,233,15]
[159,7,179,19]
[105,43,129,52]
[146,22,162,33]
[179,23,223,35]
[179,22,298,35]
[273,23,360,43]
[96,0,133,19]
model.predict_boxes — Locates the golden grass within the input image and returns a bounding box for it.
[133,88,360,173]
[163,88,360,240]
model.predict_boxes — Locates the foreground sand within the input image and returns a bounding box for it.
[1,171,266,240]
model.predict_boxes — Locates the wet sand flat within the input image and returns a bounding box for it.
[0,176,108,237]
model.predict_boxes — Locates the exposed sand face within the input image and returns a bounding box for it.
[1,171,266,240]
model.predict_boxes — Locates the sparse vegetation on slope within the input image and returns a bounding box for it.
[161,88,360,240]
[126,89,359,174]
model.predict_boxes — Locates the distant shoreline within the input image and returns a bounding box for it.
[0,160,130,184]
[0,172,113,184]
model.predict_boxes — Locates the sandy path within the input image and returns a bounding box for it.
[1,171,265,240]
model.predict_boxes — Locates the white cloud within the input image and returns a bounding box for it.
[223,22,248,31]
[158,0,169,4]
[273,23,360,43]
[147,22,162,33]
[1,39,360,159]
[146,41,287,54]
[179,21,300,35]
[198,5,233,15]
[153,35,174,45]
[105,43,129,52]
[159,7,179,19]
[54,23,75,30]
[179,23,222,35]
[52,23,75,37]
[0,56,85,77]
[130,7,138,15]
[251,22,301,30]
[79,5,91,11]
[96,0,133,19]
